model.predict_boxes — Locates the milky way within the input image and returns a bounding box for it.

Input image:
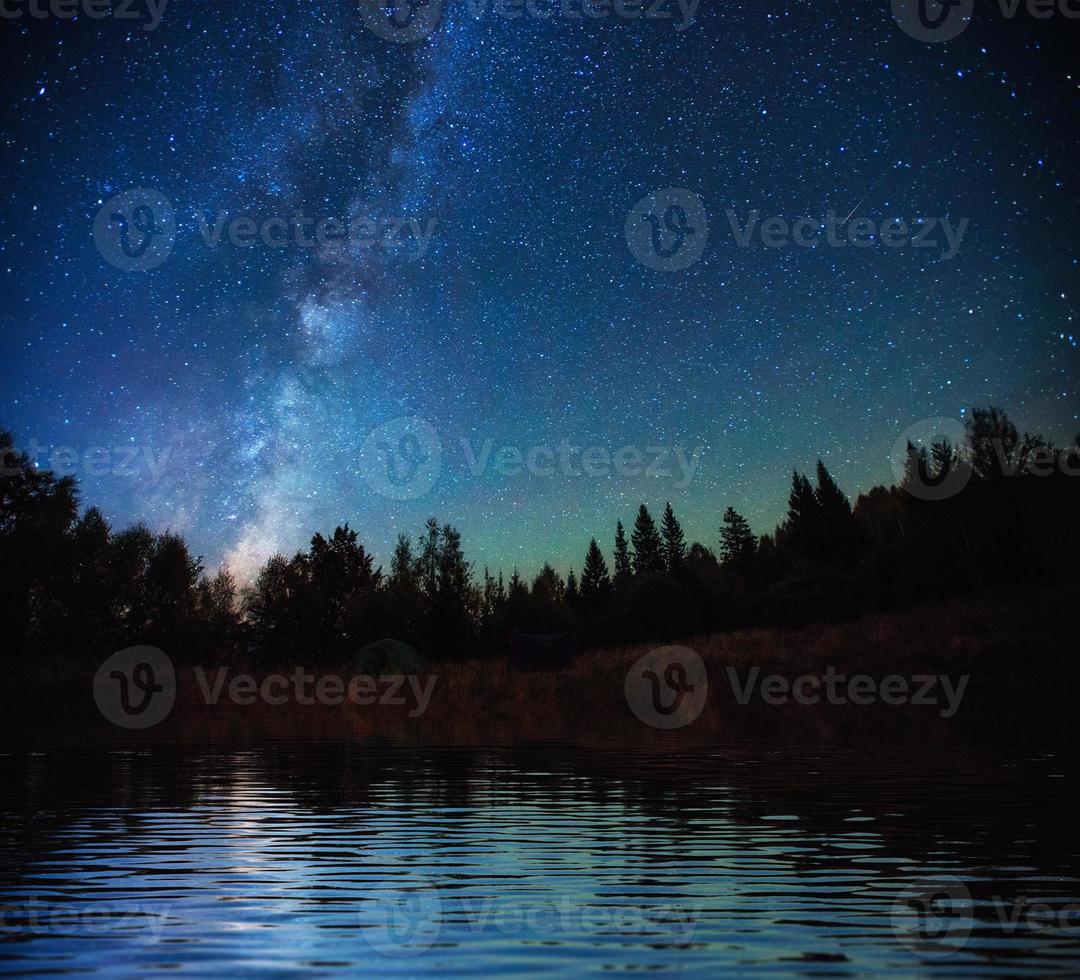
[2,0,1078,581]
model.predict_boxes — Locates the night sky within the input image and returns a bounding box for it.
[2,0,1078,581]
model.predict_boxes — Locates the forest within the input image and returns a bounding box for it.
[2,406,1078,667]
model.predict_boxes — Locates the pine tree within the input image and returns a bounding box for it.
[900,440,928,496]
[814,461,859,568]
[784,471,823,560]
[432,522,472,656]
[931,438,956,480]
[507,569,526,601]
[389,533,416,589]
[631,504,665,575]
[660,502,686,573]
[437,523,470,602]
[719,506,756,567]
[565,568,579,607]
[815,462,851,521]
[580,537,612,611]
[415,517,440,598]
[967,406,1020,480]
[613,520,632,586]
[481,566,498,622]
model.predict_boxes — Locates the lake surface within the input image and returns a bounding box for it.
[2,740,1079,976]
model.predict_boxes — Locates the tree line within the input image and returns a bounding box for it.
[2,406,1079,666]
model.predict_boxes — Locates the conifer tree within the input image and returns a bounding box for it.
[565,568,579,607]
[814,461,859,567]
[900,440,929,496]
[415,517,440,598]
[389,533,416,589]
[580,537,612,611]
[931,438,957,480]
[631,504,665,575]
[784,471,823,559]
[719,506,756,567]
[613,520,632,586]
[660,502,686,572]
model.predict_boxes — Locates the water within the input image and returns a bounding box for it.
[2,741,1079,976]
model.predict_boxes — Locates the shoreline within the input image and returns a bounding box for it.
[4,578,1077,748]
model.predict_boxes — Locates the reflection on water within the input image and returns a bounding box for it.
[2,741,1079,976]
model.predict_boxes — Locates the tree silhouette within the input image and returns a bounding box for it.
[783,470,822,560]
[565,568,579,607]
[613,520,632,586]
[814,462,859,568]
[719,506,756,567]
[0,431,78,658]
[3,402,1079,669]
[660,502,686,573]
[432,523,473,657]
[580,537,612,612]
[630,504,665,575]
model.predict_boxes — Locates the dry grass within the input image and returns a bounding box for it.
[5,579,1078,747]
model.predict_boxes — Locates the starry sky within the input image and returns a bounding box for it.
[2,0,1078,581]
